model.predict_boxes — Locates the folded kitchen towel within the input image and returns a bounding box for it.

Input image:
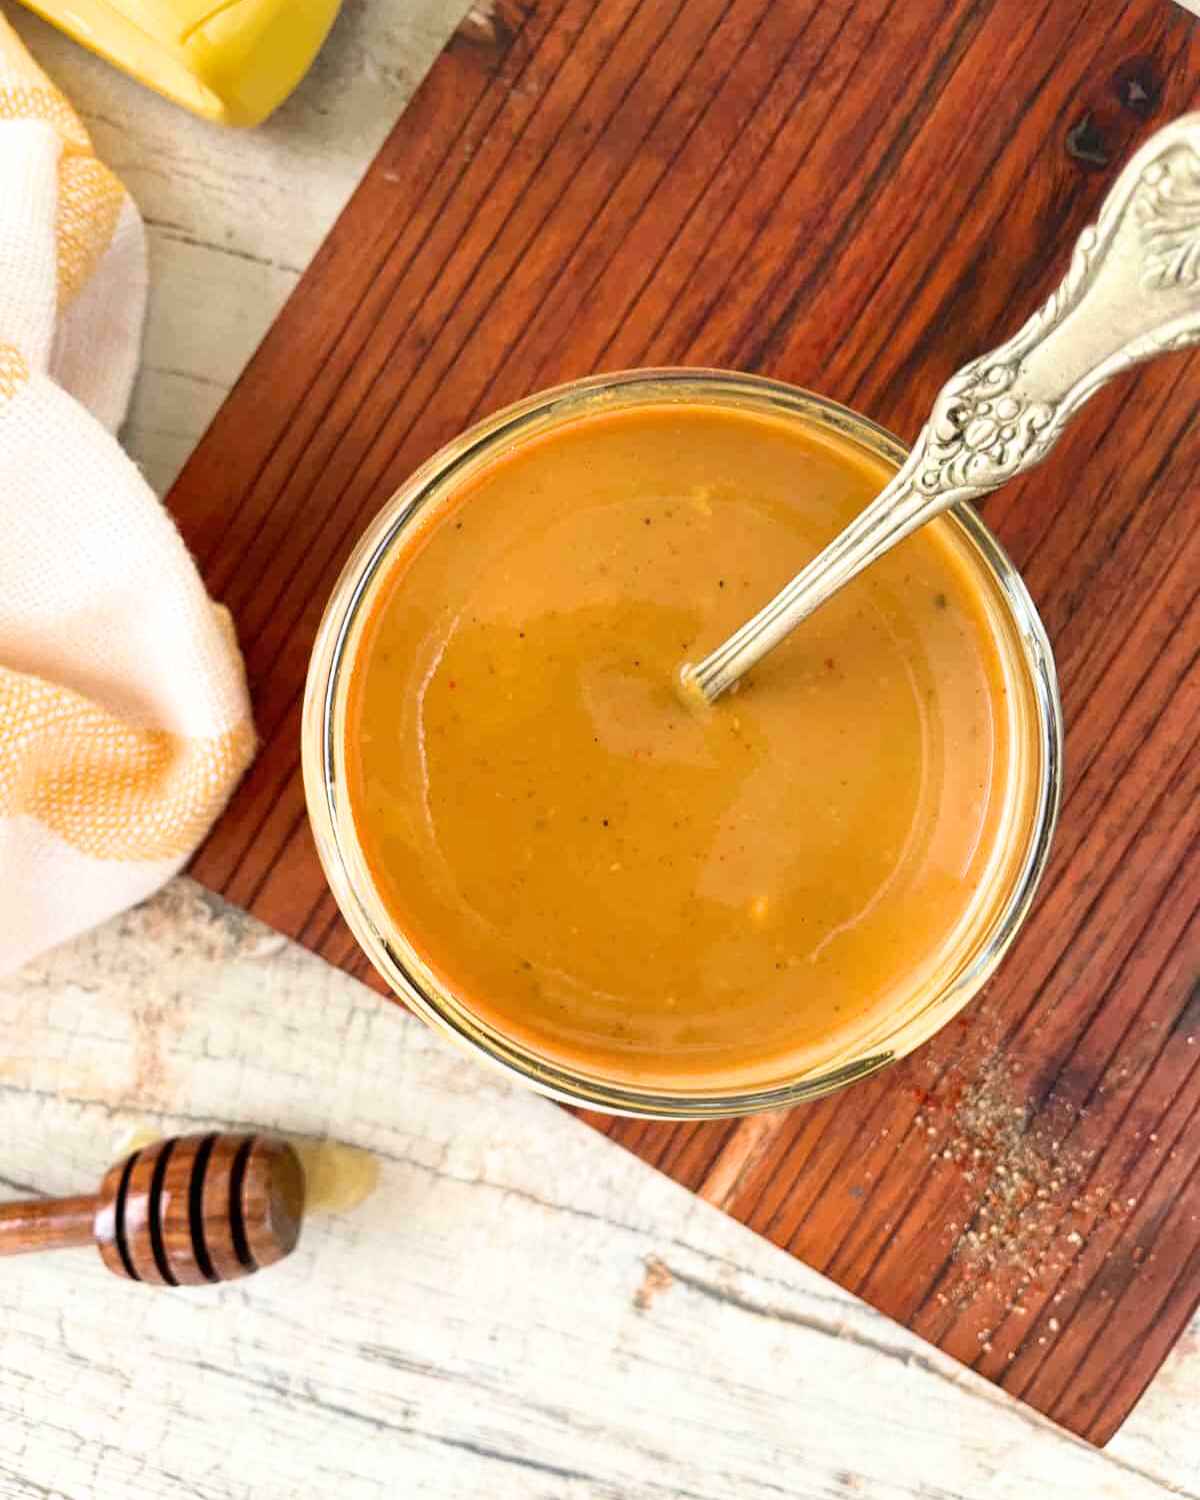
[0,18,255,974]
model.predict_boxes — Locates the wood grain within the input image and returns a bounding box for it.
[118,1138,175,1286]
[156,1133,220,1286]
[199,1132,260,1283]
[240,1137,306,1270]
[0,1194,96,1255]
[6,887,1190,1499]
[91,1133,306,1284]
[167,0,1200,1442]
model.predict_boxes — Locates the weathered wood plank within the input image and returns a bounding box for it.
[0,883,1193,1499]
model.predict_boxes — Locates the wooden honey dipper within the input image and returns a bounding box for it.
[0,1133,305,1286]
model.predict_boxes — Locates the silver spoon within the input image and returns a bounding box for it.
[681,113,1200,704]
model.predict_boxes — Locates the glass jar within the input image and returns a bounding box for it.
[302,370,1063,1119]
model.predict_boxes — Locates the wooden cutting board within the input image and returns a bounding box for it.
[168,0,1200,1443]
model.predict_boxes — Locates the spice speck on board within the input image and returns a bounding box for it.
[899,1039,1123,1316]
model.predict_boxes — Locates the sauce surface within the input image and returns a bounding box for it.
[346,402,1021,1090]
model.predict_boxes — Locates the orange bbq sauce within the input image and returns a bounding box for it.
[346,402,1024,1091]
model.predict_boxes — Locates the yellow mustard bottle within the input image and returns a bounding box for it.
[17,0,341,125]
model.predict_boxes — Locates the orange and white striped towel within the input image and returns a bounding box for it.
[0,19,255,974]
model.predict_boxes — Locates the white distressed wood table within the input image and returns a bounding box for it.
[2,5,1198,1496]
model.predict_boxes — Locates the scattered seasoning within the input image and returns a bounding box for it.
[900,1044,1139,1313]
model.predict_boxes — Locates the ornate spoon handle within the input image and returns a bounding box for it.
[684,114,1200,703]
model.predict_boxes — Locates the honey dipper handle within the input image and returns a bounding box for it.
[684,113,1200,701]
[0,1194,98,1255]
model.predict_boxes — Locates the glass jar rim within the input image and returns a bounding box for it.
[302,369,1064,1119]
